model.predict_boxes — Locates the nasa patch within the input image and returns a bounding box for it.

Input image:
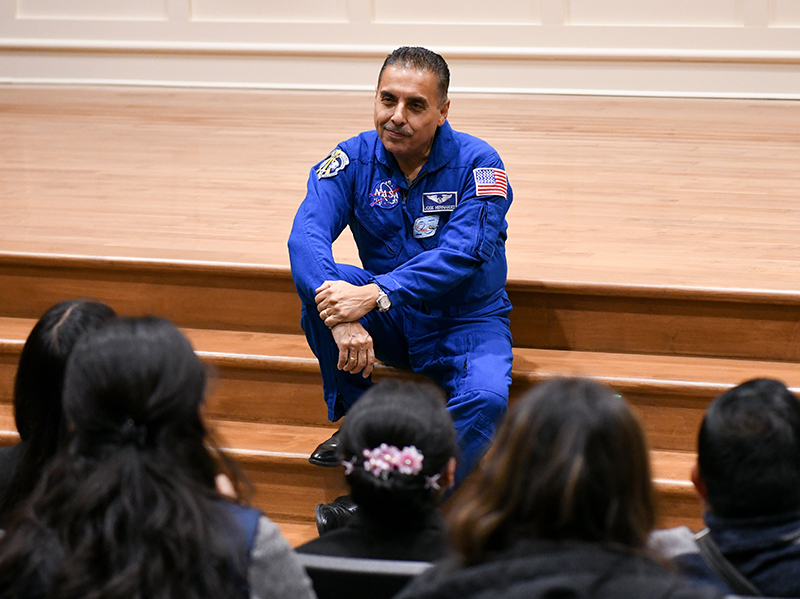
[422,191,458,214]
[413,215,440,239]
[316,148,349,179]
[369,179,400,209]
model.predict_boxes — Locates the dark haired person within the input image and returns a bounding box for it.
[0,317,315,599]
[396,378,722,599]
[296,380,457,560]
[0,299,116,523]
[288,46,514,498]
[651,378,800,597]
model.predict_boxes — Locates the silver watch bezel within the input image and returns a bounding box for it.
[376,289,391,312]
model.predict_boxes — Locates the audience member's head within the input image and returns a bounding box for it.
[695,377,800,519]
[338,379,457,524]
[0,316,250,599]
[1,299,116,517]
[449,377,655,565]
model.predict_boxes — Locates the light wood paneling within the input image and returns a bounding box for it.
[3,86,800,540]
[373,0,540,24]
[2,86,800,293]
[191,0,349,23]
[567,0,741,26]
[17,0,168,20]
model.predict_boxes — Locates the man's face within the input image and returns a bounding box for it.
[374,65,450,166]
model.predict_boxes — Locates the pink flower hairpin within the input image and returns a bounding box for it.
[357,443,425,479]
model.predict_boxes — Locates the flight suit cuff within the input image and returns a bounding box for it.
[369,275,402,308]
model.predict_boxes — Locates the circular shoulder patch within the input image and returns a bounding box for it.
[316,148,350,179]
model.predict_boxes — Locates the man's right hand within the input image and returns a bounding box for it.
[331,321,375,378]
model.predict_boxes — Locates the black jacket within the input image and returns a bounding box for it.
[396,539,724,599]
[296,511,448,562]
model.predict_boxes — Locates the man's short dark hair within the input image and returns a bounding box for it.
[378,46,450,105]
[698,378,800,518]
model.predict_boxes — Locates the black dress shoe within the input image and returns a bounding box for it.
[309,430,340,467]
[315,494,359,536]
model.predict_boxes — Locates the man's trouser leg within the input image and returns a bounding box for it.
[408,307,513,486]
[300,264,410,422]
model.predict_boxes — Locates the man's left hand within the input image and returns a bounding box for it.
[315,281,380,327]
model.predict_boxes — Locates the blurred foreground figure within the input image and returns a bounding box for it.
[397,377,723,599]
[651,378,800,597]
[297,380,457,559]
[0,299,115,523]
[0,316,315,599]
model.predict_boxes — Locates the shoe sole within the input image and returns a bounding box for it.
[308,456,341,468]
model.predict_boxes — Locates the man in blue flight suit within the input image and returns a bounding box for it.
[288,47,513,524]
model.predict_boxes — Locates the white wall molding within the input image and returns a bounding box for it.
[2,0,800,97]
[3,40,800,64]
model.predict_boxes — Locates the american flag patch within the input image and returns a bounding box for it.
[473,168,508,198]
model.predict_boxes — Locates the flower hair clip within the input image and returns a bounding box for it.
[358,443,425,480]
[342,455,357,475]
[424,473,442,491]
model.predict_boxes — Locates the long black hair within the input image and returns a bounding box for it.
[339,380,457,525]
[0,316,250,599]
[0,299,116,521]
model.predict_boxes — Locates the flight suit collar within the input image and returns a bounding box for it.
[376,120,457,183]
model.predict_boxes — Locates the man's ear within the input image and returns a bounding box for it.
[441,456,457,491]
[438,99,450,126]
[691,460,708,501]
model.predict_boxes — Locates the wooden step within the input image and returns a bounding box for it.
[507,279,800,361]
[0,403,702,543]
[5,317,800,450]
[5,252,800,362]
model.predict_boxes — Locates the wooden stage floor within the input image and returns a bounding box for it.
[2,85,800,295]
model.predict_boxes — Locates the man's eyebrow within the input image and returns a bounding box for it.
[378,90,429,105]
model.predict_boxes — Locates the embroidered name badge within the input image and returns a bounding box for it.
[316,148,349,179]
[369,179,400,209]
[413,215,440,239]
[422,192,458,214]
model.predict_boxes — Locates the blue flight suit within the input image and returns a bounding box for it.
[287,121,513,483]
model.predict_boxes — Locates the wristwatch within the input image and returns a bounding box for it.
[376,288,392,312]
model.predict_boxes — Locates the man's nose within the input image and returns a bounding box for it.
[390,103,406,124]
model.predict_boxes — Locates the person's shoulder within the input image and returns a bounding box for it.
[334,130,380,156]
[648,526,700,559]
[446,124,501,161]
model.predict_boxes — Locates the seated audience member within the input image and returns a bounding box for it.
[296,379,457,561]
[0,316,315,599]
[650,378,800,597]
[396,377,723,599]
[0,299,116,523]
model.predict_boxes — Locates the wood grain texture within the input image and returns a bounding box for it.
[2,86,800,292]
[4,85,799,542]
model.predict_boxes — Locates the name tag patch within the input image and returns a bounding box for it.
[369,179,400,209]
[413,215,440,239]
[422,192,458,214]
[316,148,349,179]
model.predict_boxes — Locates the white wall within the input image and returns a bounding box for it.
[1,0,799,98]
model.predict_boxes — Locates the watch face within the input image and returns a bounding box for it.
[377,293,391,310]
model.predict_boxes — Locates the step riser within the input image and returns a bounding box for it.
[4,260,800,362]
[508,288,800,361]
[0,417,703,533]
[0,261,302,335]
[238,458,348,523]
[0,349,714,452]
[654,483,704,531]
[242,460,702,533]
